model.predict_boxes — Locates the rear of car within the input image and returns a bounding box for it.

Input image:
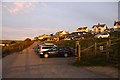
[39,43,57,57]
[39,46,55,53]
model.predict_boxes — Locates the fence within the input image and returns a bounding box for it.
[75,38,120,66]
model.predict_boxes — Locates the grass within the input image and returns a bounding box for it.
[2,40,34,58]
[72,54,108,67]
[45,37,119,67]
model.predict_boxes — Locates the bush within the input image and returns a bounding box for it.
[2,40,34,57]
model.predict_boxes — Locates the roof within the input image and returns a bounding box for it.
[92,23,106,28]
[56,31,69,34]
[43,43,55,46]
[114,21,120,26]
[40,43,57,47]
[77,27,88,30]
[71,32,87,35]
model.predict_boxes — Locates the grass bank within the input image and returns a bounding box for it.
[2,40,34,58]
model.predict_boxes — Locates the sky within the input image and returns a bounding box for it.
[1,1,119,40]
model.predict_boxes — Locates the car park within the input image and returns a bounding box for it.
[40,46,73,58]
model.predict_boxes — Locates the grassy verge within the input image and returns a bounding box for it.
[46,38,119,67]
[2,40,34,58]
[72,54,108,67]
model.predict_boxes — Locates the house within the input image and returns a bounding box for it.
[0,43,5,46]
[55,31,69,37]
[114,21,120,31]
[0,43,9,46]
[77,26,89,33]
[38,34,51,40]
[92,23,107,34]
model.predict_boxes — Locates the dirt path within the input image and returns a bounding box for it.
[2,41,118,78]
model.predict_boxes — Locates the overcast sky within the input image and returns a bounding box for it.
[1,2,118,40]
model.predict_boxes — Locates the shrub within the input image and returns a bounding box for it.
[2,40,34,58]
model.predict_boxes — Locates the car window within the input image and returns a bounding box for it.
[58,47,63,51]
[42,46,53,49]
[51,47,57,51]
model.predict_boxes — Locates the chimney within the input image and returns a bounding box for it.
[114,20,116,23]
[98,23,100,26]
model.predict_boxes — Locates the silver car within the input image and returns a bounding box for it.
[39,43,57,56]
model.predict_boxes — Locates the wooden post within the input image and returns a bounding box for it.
[100,46,103,51]
[106,41,109,61]
[109,39,111,47]
[78,44,81,61]
[76,41,81,61]
[94,42,97,56]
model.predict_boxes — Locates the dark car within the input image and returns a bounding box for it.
[33,45,39,54]
[40,46,73,58]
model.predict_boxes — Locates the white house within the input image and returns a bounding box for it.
[114,21,120,31]
[92,23,107,34]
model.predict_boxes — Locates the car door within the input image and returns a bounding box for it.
[48,47,58,55]
[58,47,65,55]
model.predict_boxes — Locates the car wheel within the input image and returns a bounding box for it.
[64,53,68,57]
[44,53,49,58]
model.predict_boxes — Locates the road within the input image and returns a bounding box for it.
[2,41,113,78]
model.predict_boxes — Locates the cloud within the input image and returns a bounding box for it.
[2,2,36,14]
[9,2,33,14]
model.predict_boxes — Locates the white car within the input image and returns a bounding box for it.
[39,43,57,55]
[94,33,110,38]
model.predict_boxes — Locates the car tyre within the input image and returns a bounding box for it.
[44,53,49,58]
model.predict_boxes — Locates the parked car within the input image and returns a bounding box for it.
[40,46,73,58]
[94,33,110,38]
[33,45,39,53]
[39,43,57,55]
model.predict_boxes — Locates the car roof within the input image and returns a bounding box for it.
[43,43,54,45]
[39,43,56,47]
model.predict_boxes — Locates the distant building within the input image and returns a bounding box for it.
[92,23,107,34]
[114,21,120,31]
[38,34,51,40]
[0,43,9,46]
[0,43,5,46]
[55,31,69,37]
[77,26,89,33]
